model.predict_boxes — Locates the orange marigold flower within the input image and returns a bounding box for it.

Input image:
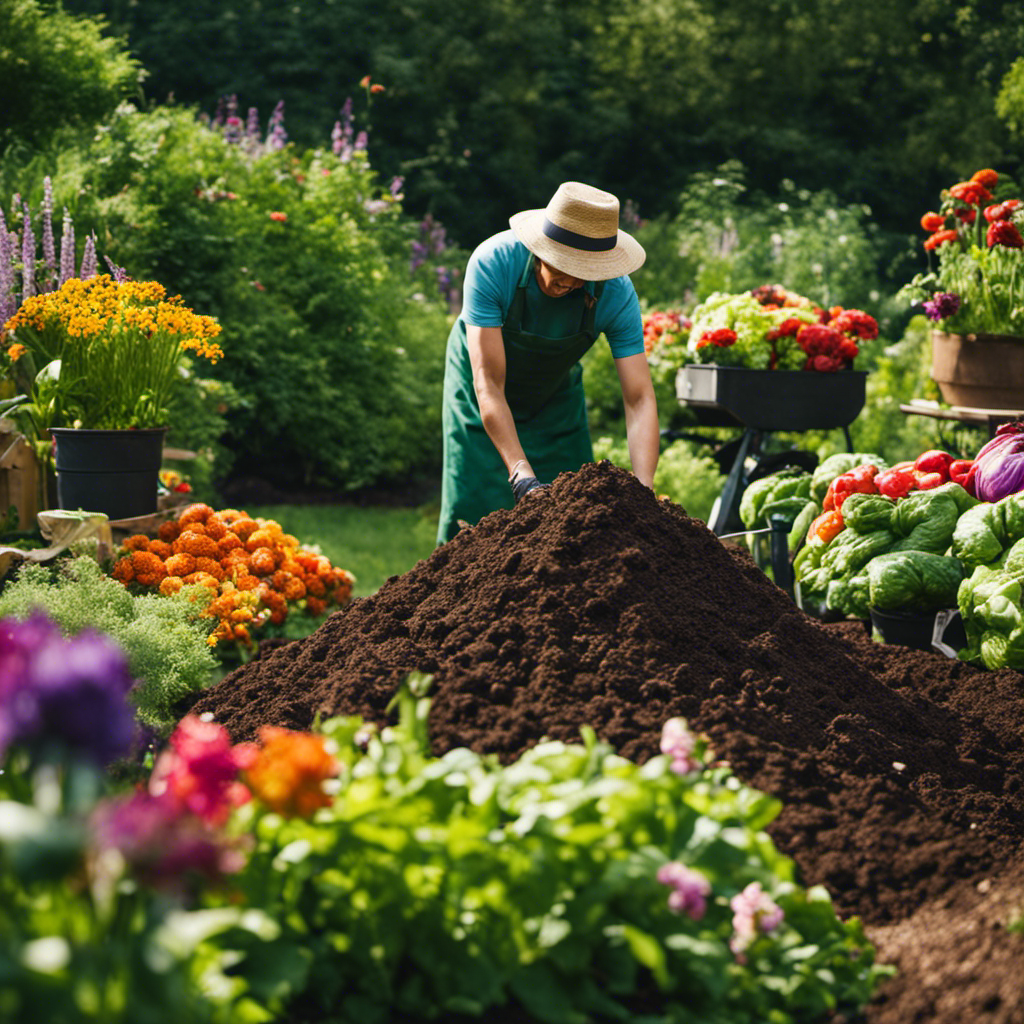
[218,533,244,555]
[269,607,287,625]
[195,556,226,581]
[210,508,248,526]
[158,519,182,543]
[148,539,173,561]
[232,623,252,644]
[178,502,215,526]
[122,534,151,552]
[7,343,26,362]
[182,571,220,591]
[130,550,167,582]
[159,576,185,596]
[306,596,327,617]
[332,582,353,605]
[234,574,261,591]
[222,549,252,571]
[305,575,327,598]
[165,552,198,577]
[203,517,227,541]
[246,726,340,818]
[923,229,959,251]
[920,212,946,232]
[283,577,307,601]
[245,529,276,552]
[281,533,300,549]
[948,180,993,206]
[174,533,221,560]
[230,518,260,541]
[111,557,135,584]
[249,548,277,576]
[230,607,254,624]
[271,569,292,591]
[971,168,999,188]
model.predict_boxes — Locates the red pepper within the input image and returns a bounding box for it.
[913,449,955,482]
[948,458,974,488]
[809,509,845,544]
[875,466,918,500]
[914,470,945,490]
[825,463,881,511]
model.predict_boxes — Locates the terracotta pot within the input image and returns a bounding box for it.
[931,330,1024,409]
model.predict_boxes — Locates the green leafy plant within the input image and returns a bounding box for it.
[0,556,217,730]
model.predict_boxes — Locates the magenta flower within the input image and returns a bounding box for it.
[922,291,961,322]
[0,613,137,766]
[148,715,256,826]
[91,789,248,889]
[659,717,702,775]
[729,882,785,959]
[657,861,711,920]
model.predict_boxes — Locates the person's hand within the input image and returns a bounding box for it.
[511,475,549,502]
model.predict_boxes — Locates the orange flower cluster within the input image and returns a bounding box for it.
[110,502,355,647]
[641,309,691,356]
[245,725,340,818]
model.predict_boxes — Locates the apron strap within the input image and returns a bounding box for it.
[506,254,604,335]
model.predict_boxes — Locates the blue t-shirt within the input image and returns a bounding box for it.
[460,230,644,359]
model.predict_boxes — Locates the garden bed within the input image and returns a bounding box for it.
[192,460,1024,1024]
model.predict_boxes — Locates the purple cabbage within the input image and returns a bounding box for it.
[972,421,1024,503]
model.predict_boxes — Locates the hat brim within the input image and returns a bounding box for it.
[509,209,646,281]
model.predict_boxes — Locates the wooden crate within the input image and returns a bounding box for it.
[0,427,43,531]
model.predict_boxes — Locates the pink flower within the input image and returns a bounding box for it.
[729,882,784,958]
[656,862,711,920]
[659,716,702,775]
[148,715,256,827]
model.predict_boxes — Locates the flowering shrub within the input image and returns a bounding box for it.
[109,502,355,649]
[899,168,1024,335]
[687,286,878,372]
[3,275,223,430]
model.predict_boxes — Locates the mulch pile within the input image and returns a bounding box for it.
[192,460,1024,1024]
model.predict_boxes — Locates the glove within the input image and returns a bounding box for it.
[511,475,548,502]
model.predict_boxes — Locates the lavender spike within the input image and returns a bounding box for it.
[41,177,56,292]
[59,207,76,285]
[21,201,36,299]
[79,232,98,279]
[0,211,15,323]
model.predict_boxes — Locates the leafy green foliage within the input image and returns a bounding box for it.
[0,0,142,156]
[210,680,889,1023]
[0,557,216,730]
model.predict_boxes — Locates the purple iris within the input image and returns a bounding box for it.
[922,292,961,321]
[0,614,137,766]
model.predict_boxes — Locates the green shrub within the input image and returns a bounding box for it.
[0,557,217,731]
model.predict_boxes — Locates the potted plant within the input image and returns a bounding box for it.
[898,167,1024,409]
[2,275,223,521]
[676,284,878,432]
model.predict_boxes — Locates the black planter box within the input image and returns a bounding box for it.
[676,365,868,432]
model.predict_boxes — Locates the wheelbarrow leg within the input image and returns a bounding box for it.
[709,428,760,535]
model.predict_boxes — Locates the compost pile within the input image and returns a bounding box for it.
[193,461,1024,1024]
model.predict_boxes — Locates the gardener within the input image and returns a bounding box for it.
[437,180,659,545]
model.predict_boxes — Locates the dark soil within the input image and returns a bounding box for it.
[192,460,1024,1024]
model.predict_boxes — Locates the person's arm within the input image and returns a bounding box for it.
[615,352,659,488]
[465,324,536,480]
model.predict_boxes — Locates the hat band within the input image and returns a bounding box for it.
[542,217,617,252]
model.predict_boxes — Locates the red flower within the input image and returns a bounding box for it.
[370,83,385,94]
[984,199,1022,222]
[949,181,994,206]
[359,74,371,88]
[955,206,977,224]
[920,212,946,232]
[971,168,999,189]
[268,211,288,222]
[923,229,959,251]
[766,317,805,341]
[796,323,847,358]
[829,308,879,341]
[695,327,738,349]
[807,354,844,372]
[987,220,1024,249]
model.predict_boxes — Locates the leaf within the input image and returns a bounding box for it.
[619,924,671,991]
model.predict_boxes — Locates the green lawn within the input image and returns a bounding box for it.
[247,501,439,598]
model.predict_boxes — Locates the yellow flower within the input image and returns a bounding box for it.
[245,727,339,818]
[6,343,26,362]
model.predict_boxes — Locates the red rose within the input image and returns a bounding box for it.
[949,181,994,206]
[987,220,1024,249]
[923,229,959,251]
[766,317,805,341]
[829,308,879,340]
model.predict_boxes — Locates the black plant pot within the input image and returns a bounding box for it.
[51,427,167,522]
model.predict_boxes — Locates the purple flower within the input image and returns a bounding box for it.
[20,201,35,299]
[40,177,56,292]
[354,130,368,152]
[729,882,784,959]
[0,209,15,323]
[657,861,711,920]
[267,100,287,151]
[922,291,961,322]
[245,106,261,141]
[0,614,137,766]
[103,255,129,283]
[79,232,98,279]
[58,207,75,286]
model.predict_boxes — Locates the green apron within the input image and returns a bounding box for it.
[437,256,605,544]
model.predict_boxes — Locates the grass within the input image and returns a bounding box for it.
[247,500,439,598]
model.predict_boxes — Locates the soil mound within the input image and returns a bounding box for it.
[191,460,1024,1024]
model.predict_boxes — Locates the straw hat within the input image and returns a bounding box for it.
[509,181,646,281]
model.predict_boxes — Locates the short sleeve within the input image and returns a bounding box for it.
[596,277,644,358]
[460,232,525,327]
